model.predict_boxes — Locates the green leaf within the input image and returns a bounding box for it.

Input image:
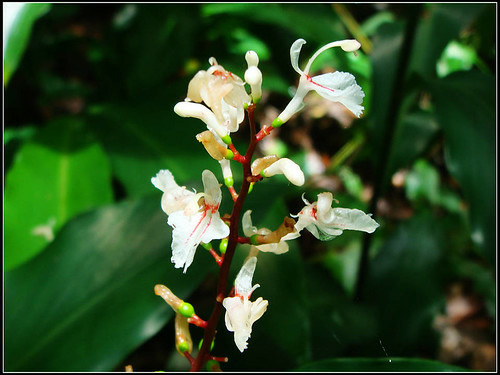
[5,195,213,371]
[294,357,470,372]
[86,91,211,198]
[4,117,113,270]
[410,3,487,78]
[429,71,495,265]
[363,212,447,356]
[3,3,51,86]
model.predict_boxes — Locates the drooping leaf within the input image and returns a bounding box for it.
[5,195,213,371]
[4,117,113,270]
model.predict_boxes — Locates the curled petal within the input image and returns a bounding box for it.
[251,155,279,176]
[201,169,222,207]
[290,38,307,75]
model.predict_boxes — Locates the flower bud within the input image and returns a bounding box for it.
[175,313,193,356]
[174,101,229,141]
[261,158,305,186]
[245,51,262,102]
[250,155,279,176]
[154,284,183,312]
[196,130,228,161]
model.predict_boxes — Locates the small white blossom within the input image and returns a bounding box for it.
[277,38,365,124]
[223,257,268,352]
[294,192,379,241]
[152,169,230,272]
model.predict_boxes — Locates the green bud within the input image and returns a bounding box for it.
[271,117,283,128]
[225,149,234,160]
[198,338,215,351]
[260,170,267,178]
[224,177,234,188]
[200,242,212,251]
[221,134,232,145]
[177,340,190,353]
[178,302,195,318]
[243,102,249,110]
[248,182,254,194]
[250,234,260,246]
[219,238,228,254]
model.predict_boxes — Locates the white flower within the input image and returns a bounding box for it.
[152,169,230,272]
[223,257,268,352]
[242,210,299,254]
[260,158,305,186]
[185,57,251,134]
[277,38,365,124]
[294,192,379,241]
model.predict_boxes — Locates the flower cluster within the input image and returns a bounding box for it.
[152,38,379,368]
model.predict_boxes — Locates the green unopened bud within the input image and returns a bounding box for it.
[178,340,190,353]
[250,234,260,246]
[198,338,215,351]
[248,182,254,194]
[224,177,234,187]
[221,134,232,145]
[179,302,195,318]
[219,238,228,254]
[225,149,234,160]
[271,117,283,128]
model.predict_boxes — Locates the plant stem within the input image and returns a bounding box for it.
[191,104,257,371]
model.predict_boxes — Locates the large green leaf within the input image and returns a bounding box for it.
[4,195,214,371]
[430,71,496,265]
[3,3,51,86]
[363,212,447,357]
[294,357,469,372]
[4,117,113,270]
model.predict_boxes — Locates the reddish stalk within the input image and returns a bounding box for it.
[190,104,258,372]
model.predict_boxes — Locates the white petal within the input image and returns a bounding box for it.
[167,208,229,273]
[262,158,305,186]
[328,207,380,233]
[290,38,307,75]
[174,101,229,139]
[310,71,365,117]
[201,169,222,206]
[151,170,196,215]
[242,210,258,237]
[255,242,289,254]
[249,297,269,325]
[235,257,258,298]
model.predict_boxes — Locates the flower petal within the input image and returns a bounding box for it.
[234,256,258,298]
[290,38,307,75]
[201,169,222,206]
[310,71,365,117]
[262,158,305,186]
[151,170,196,215]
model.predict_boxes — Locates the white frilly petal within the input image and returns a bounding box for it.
[234,256,258,298]
[151,170,196,215]
[290,38,307,75]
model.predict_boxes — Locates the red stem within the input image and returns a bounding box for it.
[190,104,258,371]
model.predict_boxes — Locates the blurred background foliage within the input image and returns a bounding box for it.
[3,3,496,372]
